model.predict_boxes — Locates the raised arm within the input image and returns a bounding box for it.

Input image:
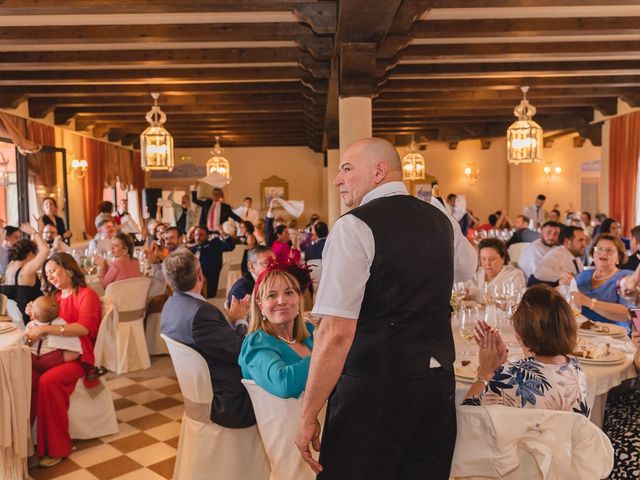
[20,223,50,277]
[191,188,207,208]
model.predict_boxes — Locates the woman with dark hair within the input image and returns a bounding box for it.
[572,233,635,333]
[39,197,71,243]
[94,232,142,289]
[23,252,102,467]
[1,223,49,319]
[463,285,589,416]
[271,224,300,264]
[239,221,257,247]
[600,217,630,250]
[467,238,525,298]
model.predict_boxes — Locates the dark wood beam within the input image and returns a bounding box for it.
[0,23,313,44]
[377,87,640,101]
[431,0,640,7]
[293,2,336,34]
[402,41,640,61]
[340,42,378,96]
[0,0,319,14]
[413,18,640,39]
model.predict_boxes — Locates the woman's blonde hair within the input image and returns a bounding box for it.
[249,270,310,341]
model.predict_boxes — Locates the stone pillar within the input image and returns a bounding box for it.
[338,96,372,213]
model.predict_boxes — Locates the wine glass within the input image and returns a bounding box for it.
[458,306,478,358]
[451,282,467,309]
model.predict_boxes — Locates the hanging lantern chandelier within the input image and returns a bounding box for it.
[206,136,230,179]
[507,86,543,165]
[140,92,174,172]
[402,135,426,181]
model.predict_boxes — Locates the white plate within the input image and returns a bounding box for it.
[0,323,17,334]
[577,322,628,338]
[570,348,626,365]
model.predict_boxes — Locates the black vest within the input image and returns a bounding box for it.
[343,195,455,379]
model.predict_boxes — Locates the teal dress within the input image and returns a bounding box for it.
[239,322,314,399]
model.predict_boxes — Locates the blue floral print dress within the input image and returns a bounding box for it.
[463,356,590,417]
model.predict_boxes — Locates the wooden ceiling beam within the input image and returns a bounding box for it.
[0,0,318,15]
[413,17,640,39]
[0,23,313,45]
[430,0,640,7]
[377,87,640,101]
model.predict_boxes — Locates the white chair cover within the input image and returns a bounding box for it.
[507,243,529,266]
[145,312,168,355]
[221,245,247,299]
[161,334,270,480]
[68,377,118,439]
[6,299,24,331]
[0,346,30,480]
[242,379,325,480]
[94,277,152,374]
[451,405,614,480]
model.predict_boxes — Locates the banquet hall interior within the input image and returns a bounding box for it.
[1,1,640,479]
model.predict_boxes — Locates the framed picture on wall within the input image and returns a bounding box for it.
[260,175,289,209]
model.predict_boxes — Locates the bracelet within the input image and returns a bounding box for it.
[59,324,65,336]
[473,376,489,388]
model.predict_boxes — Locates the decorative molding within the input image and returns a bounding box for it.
[149,162,205,179]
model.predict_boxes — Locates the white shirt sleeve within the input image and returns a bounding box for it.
[430,197,477,282]
[534,248,570,282]
[311,215,374,320]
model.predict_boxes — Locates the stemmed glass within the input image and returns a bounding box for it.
[451,282,467,310]
[458,306,479,358]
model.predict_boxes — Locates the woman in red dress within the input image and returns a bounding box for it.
[23,252,102,467]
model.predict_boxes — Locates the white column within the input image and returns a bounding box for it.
[327,149,341,227]
[338,96,372,214]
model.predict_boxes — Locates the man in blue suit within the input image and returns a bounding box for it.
[303,221,328,261]
[189,226,235,298]
[191,186,242,233]
[160,250,255,428]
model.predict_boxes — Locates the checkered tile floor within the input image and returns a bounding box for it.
[29,357,182,480]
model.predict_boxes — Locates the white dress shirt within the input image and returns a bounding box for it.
[467,265,525,298]
[26,318,82,356]
[312,181,477,320]
[534,246,584,283]
[234,205,260,225]
[522,204,547,228]
[517,239,553,280]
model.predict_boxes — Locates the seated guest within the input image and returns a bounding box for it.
[506,215,539,247]
[238,221,257,247]
[113,198,140,234]
[26,296,83,374]
[581,211,594,237]
[42,224,71,254]
[271,225,301,264]
[621,225,640,271]
[228,246,275,307]
[238,262,313,398]
[463,285,589,416]
[24,253,102,467]
[190,225,235,298]
[93,200,114,230]
[2,224,48,319]
[467,239,525,298]
[549,208,561,223]
[254,220,266,246]
[518,221,562,281]
[572,234,635,333]
[600,217,630,250]
[475,213,499,232]
[94,233,142,289]
[160,250,255,428]
[303,221,328,261]
[532,226,587,286]
[87,217,117,256]
[0,225,21,275]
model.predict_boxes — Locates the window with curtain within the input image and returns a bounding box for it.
[0,141,19,227]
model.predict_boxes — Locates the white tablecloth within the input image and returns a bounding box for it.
[452,319,637,428]
[0,326,23,350]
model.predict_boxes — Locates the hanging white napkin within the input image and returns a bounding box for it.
[273,198,304,218]
[198,172,231,188]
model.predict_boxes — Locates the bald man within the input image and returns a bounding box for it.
[296,138,468,479]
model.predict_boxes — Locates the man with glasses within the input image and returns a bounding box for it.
[227,245,275,307]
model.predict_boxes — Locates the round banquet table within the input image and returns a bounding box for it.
[0,324,23,350]
[452,316,637,428]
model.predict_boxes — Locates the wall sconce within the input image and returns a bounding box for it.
[543,163,562,183]
[464,162,480,184]
[68,157,88,179]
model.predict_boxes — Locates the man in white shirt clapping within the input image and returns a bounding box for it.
[532,226,587,286]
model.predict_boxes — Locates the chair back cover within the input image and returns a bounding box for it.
[6,299,23,330]
[242,379,324,480]
[451,405,613,480]
[104,277,152,313]
[507,242,528,265]
[162,335,270,480]
[306,259,322,295]
[68,377,118,439]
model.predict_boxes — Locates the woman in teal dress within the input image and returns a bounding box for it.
[572,234,635,333]
[239,265,313,399]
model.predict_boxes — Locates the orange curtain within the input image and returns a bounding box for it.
[0,113,41,154]
[609,111,640,236]
[81,137,106,237]
[26,120,56,188]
